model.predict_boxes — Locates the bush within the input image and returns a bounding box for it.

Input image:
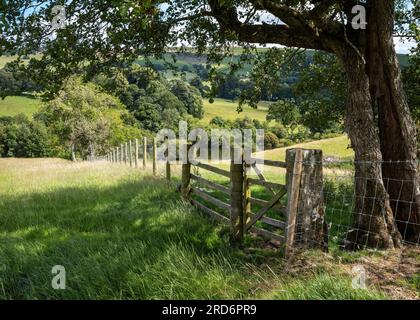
[278,138,294,147]
[264,132,280,150]
[0,114,51,157]
[290,125,311,142]
[233,116,255,130]
[269,123,288,139]
[210,116,226,128]
[169,79,204,119]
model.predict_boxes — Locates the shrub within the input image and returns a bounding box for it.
[0,114,51,157]
[290,125,311,142]
[264,132,280,150]
[210,116,226,127]
[278,138,294,147]
[269,123,288,139]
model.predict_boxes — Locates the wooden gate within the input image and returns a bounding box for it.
[242,159,289,244]
[180,148,324,256]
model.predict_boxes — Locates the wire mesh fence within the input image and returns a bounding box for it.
[102,140,420,253]
[291,159,420,252]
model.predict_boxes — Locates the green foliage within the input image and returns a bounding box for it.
[267,100,301,128]
[95,66,203,132]
[132,80,186,131]
[0,69,40,97]
[293,52,345,133]
[209,116,227,128]
[169,79,204,119]
[35,78,142,159]
[403,44,420,123]
[0,114,51,157]
[269,123,288,139]
[189,76,208,95]
[263,132,280,150]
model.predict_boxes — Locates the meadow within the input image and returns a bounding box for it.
[0,158,390,300]
[200,98,269,124]
[254,135,354,161]
[0,95,41,117]
[0,95,268,123]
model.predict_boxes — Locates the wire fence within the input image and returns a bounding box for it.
[291,159,420,252]
[101,140,419,252]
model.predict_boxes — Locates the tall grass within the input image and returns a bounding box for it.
[0,159,387,300]
[0,95,40,117]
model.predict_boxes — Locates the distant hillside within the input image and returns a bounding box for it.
[136,51,411,74]
[0,95,41,117]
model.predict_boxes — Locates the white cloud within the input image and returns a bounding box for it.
[394,37,416,54]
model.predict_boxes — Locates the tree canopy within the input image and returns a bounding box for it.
[1,0,419,247]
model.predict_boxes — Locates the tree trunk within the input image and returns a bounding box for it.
[87,141,95,160]
[340,49,402,250]
[365,0,420,243]
[71,143,76,162]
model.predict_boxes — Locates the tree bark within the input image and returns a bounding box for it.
[71,143,76,162]
[340,48,402,250]
[207,0,419,248]
[365,0,420,243]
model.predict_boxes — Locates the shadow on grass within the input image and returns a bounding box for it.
[0,176,281,299]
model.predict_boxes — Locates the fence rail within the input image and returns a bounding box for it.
[195,162,231,178]
[102,139,323,256]
[103,139,419,256]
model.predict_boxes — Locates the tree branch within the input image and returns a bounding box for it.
[207,0,344,53]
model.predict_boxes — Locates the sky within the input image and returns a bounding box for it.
[394,38,416,54]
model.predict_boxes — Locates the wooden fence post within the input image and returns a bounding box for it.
[180,144,192,200]
[135,139,139,168]
[143,137,147,169]
[165,138,171,181]
[285,148,303,257]
[230,147,244,243]
[243,163,251,232]
[285,148,326,256]
[121,144,124,163]
[129,140,133,167]
[166,158,171,181]
[124,142,128,165]
[153,138,157,176]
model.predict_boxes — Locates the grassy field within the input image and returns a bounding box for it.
[255,135,354,161]
[200,98,269,124]
[0,158,392,300]
[0,56,17,69]
[0,95,266,125]
[0,95,41,117]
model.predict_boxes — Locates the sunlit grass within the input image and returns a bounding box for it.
[200,98,269,124]
[0,96,41,118]
[0,158,387,300]
[255,135,354,161]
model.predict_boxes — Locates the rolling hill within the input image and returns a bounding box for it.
[0,95,41,117]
